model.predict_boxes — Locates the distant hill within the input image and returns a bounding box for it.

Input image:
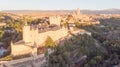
[1,10,73,17]
[81,8,120,14]
[1,8,120,17]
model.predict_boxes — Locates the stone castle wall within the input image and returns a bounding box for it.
[1,54,46,67]
[36,28,68,46]
[11,28,68,56]
[11,43,33,56]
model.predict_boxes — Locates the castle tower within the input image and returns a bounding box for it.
[23,19,39,44]
[76,8,81,16]
[23,23,31,43]
[30,25,39,43]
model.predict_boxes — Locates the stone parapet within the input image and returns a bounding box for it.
[1,54,45,67]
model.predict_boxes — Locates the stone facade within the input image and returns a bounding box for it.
[11,16,68,56]
[11,41,33,56]
[11,27,68,55]
[23,25,39,44]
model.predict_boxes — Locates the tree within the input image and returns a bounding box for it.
[48,34,105,67]
[45,36,56,48]
[0,27,4,40]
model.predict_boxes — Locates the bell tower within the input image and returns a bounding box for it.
[76,8,80,16]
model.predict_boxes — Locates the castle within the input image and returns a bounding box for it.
[11,15,69,56]
[0,8,101,67]
[10,8,96,56]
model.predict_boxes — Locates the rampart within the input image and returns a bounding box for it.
[1,54,46,67]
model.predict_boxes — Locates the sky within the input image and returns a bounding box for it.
[0,0,120,10]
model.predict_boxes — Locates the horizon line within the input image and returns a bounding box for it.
[0,8,120,11]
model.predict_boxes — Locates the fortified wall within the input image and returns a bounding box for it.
[11,27,68,56]
[1,54,46,67]
[36,28,68,46]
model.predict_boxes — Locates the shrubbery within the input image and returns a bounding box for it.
[48,34,104,67]
[45,36,57,48]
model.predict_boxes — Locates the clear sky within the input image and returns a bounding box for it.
[0,0,120,10]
